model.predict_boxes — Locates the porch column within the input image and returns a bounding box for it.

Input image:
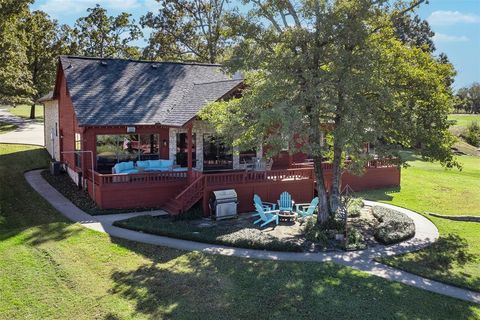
[187,124,193,182]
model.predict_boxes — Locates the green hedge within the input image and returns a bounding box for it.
[372,206,415,245]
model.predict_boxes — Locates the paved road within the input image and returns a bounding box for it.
[25,169,480,304]
[0,107,44,146]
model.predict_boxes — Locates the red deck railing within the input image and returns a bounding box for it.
[204,168,314,187]
[90,170,188,186]
[290,158,399,170]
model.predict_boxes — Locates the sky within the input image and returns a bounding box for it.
[30,0,480,90]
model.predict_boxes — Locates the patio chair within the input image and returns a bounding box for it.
[277,191,294,212]
[295,197,319,220]
[253,203,279,227]
[253,194,277,211]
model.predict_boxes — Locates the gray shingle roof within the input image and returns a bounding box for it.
[59,56,242,126]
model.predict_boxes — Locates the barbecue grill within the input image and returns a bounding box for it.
[209,189,238,220]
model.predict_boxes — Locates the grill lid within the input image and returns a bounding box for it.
[212,189,237,201]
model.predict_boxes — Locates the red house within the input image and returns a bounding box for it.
[40,56,400,215]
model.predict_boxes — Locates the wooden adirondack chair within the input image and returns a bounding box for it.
[295,197,319,220]
[253,203,279,227]
[253,194,277,211]
[277,191,294,212]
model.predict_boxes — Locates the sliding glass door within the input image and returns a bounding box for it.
[96,134,159,173]
[203,134,232,171]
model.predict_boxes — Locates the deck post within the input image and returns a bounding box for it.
[187,124,193,183]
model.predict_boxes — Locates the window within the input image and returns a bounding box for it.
[176,132,196,167]
[203,134,232,171]
[74,133,81,168]
[96,134,160,173]
[239,149,256,163]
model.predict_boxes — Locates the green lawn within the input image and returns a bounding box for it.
[1,144,479,319]
[449,114,480,130]
[361,153,480,292]
[7,104,43,121]
[0,121,18,134]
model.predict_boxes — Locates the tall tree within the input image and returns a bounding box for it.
[456,83,480,114]
[141,0,235,63]
[23,10,65,119]
[201,0,457,223]
[71,5,142,58]
[0,0,34,105]
[393,13,435,52]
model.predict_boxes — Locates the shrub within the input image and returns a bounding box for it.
[348,197,364,217]
[463,121,480,147]
[372,206,415,245]
[345,227,366,251]
[303,217,329,244]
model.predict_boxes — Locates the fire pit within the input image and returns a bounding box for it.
[278,211,297,222]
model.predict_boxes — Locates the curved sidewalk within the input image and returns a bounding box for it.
[0,108,44,146]
[25,169,479,304]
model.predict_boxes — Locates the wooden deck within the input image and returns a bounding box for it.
[86,159,400,215]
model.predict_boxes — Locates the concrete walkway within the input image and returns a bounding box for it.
[25,169,480,304]
[0,108,44,146]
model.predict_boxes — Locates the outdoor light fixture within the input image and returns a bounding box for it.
[163,139,167,147]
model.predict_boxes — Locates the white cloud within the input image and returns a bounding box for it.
[39,0,141,18]
[428,11,480,26]
[432,33,469,43]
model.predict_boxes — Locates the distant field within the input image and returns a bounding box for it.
[7,105,43,121]
[448,114,480,134]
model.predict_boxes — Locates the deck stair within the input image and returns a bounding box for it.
[163,175,205,215]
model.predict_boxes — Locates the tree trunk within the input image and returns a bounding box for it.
[312,155,330,223]
[329,143,343,214]
[29,103,35,119]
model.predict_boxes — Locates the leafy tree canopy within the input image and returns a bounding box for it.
[23,10,66,118]
[141,0,239,63]
[67,5,143,59]
[456,83,480,114]
[0,0,35,105]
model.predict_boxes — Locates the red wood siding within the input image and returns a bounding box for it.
[87,173,187,209]
[57,68,80,170]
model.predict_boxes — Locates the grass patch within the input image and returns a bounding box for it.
[448,114,480,132]
[114,215,303,252]
[360,153,480,292]
[41,170,162,215]
[7,105,43,121]
[0,121,18,134]
[1,143,480,319]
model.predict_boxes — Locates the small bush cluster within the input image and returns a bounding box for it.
[347,197,364,217]
[303,217,329,244]
[463,121,480,147]
[303,216,345,246]
[345,228,366,251]
[372,206,415,245]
